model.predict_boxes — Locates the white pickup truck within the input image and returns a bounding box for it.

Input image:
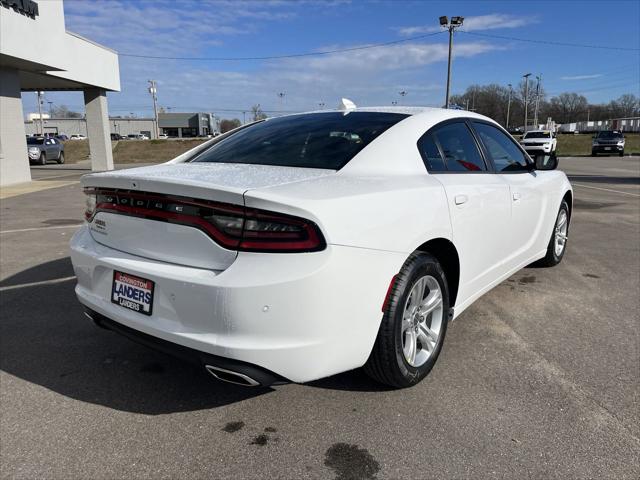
[520,130,557,156]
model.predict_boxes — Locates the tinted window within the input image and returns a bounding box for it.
[418,134,446,171]
[192,112,408,170]
[597,131,623,139]
[474,122,529,172]
[431,122,486,172]
[27,138,44,145]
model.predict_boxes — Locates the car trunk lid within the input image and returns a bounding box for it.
[81,163,334,270]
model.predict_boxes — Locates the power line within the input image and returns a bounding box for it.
[118,31,446,61]
[460,31,640,52]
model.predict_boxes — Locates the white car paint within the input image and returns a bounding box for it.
[70,107,572,384]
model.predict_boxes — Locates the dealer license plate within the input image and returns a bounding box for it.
[604,147,611,150]
[111,271,155,316]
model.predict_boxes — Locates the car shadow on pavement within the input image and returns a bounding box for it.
[0,258,271,414]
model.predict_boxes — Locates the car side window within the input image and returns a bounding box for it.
[418,134,446,171]
[431,122,487,172]
[473,122,529,172]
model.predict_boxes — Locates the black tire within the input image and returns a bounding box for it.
[534,200,570,267]
[364,252,450,388]
[39,152,46,165]
[57,151,65,164]
[591,150,596,157]
[619,151,624,157]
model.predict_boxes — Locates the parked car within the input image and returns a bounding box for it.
[69,134,87,140]
[110,133,126,140]
[71,106,572,388]
[592,130,625,156]
[158,134,169,139]
[127,133,150,140]
[520,130,557,155]
[56,134,69,141]
[27,136,65,165]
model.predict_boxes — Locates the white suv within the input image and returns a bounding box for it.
[520,130,557,156]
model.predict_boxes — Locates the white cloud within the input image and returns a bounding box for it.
[560,74,603,80]
[397,14,537,36]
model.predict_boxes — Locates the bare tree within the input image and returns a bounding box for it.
[50,105,83,118]
[251,104,267,121]
[219,118,242,133]
[548,93,588,124]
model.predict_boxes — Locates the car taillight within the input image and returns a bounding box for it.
[84,192,97,220]
[83,188,325,253]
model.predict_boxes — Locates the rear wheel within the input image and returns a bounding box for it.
[591,150,596,156]
[364,252,449,388]
[534,200,569,267]
[57,151,65,164]
[39,152,46,165]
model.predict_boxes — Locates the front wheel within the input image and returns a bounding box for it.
[619,150,624,157]
[364,252,449,388]
[534,200,570,267]
[39,152,46,165]
[57,151,65,164]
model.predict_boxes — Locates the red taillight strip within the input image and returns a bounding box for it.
[86,188,326,253]
[95,202,242,249]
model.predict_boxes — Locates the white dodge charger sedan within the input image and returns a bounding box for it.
[70,106,572,388]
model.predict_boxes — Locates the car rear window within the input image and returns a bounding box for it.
[27,138,44,145]
[192,112,409,170]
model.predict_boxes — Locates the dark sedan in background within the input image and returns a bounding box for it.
[592,130,625,156]
[27,137,65,165]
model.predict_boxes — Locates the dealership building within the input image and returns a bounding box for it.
[0,0,119,186]
[23,112,218,139]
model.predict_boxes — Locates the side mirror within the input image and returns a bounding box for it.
[534,153,558,171]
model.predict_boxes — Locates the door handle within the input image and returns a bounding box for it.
[454,194,468,205]
[512,192,522,202]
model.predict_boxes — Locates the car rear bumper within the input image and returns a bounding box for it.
[70,225,406,383]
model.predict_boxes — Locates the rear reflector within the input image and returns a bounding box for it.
[84,188,326,253]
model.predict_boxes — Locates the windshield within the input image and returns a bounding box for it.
[27,138,44,145]
[192,111,409,170]
[597,131,623,139]
[524,131,551,139]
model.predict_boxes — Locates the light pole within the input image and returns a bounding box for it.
[148,80,159,138]
[533,74,542,128]
[277,92,285,110]
[522,73,531,132]
[36,91,44,135]
[506,83,513,129]
[47,101,53,117]
[399,90,408,105]
[318,102,325,109]
[392,100,398,106]
[440,15,464,109]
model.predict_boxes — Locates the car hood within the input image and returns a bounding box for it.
[521,138,552,144]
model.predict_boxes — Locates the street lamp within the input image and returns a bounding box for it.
[398,90,408,105]
[440,15,464,109]
[522,73,532,132]
[277,92,285,110]
[506,83,513,129]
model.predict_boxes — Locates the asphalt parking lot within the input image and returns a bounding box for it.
[1,157,639,479]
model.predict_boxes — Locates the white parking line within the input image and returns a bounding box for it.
[0,276,76,292]
[0,224,82,234]
[572,183,640,198]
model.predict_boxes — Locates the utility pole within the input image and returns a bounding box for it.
[506,83,513,129]
[587,108,590,123]
[523,73,531,132]
[242,111,246,124]
[148,80,159,138]
[533,74,542,128]
[36,91,44,135]
[440,16,464,109]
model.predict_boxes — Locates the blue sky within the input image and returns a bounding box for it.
[24,0,640,119]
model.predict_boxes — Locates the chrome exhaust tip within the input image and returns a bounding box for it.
[205,365,261,387]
